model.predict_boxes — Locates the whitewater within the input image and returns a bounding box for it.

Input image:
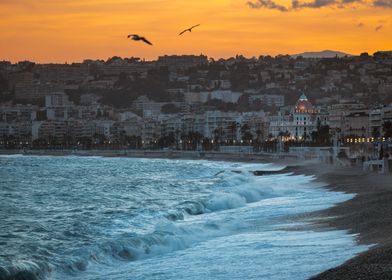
[0,155,368,280]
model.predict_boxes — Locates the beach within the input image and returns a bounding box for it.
[294,163,392,279]
[249,159,392,279]
[1,150,391,279]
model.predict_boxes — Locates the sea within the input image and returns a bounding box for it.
[0,155,368,280]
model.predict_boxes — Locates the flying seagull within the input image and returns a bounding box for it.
[127,34,153,45]
[179,24,200,36]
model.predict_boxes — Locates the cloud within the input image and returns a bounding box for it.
[373,0,392,7]
[248,0,357,11]
[375,25,383,30]
[248,0,391,11]
[247,0,289,11]
[292,0,338,9]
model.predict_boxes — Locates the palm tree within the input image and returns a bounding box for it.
[383,121,392,138]
[240,124,253,143]
[227,122,237,144]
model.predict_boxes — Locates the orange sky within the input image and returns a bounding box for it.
[0,0,391,63]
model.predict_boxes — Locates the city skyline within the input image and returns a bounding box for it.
[1,52,391,150]
[0,0,391,63]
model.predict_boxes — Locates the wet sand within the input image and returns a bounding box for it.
[294,163,392,279]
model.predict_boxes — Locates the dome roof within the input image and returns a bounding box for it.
[295,94,314,112]
[299,93,308,101]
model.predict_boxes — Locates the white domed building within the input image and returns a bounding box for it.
[269,94,326,141]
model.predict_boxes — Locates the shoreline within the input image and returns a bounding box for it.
[293,162,392,279]
[1,150,391,278]
[0,148,300,164]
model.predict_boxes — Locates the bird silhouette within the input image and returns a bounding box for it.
[127,34,153,45]
[179,24,200,36]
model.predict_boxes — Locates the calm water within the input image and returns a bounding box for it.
[0,155,367,280]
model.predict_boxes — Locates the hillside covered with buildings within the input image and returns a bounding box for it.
[0,52,392,153]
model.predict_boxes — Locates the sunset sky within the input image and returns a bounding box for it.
[0,0,391,63]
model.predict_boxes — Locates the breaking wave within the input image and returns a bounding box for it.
[0,156,363,280]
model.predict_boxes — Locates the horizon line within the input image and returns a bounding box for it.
[2,49,392,64]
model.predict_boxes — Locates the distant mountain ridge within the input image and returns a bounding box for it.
[291,50,353,58]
